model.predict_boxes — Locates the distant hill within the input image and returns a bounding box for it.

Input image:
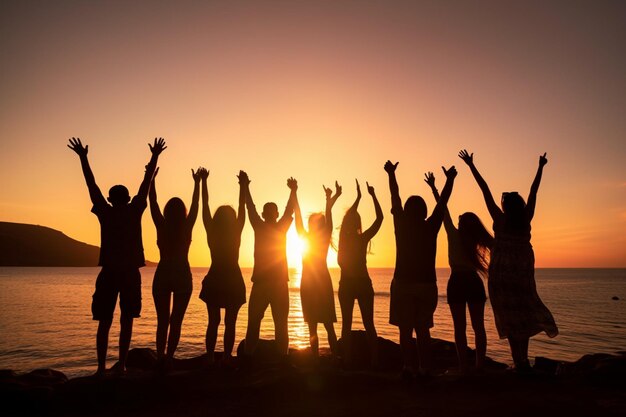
[0,222,101,266]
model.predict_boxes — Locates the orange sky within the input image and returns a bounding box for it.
[1,1,625,268]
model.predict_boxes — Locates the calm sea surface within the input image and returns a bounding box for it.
[0,267,624,377]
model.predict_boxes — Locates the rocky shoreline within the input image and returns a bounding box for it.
[2,332,625,417]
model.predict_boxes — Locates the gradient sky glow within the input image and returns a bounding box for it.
[1,1,625,267]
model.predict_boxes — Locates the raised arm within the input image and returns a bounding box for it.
[137,138,167,202]
[236,170,249,233]
[346,179,362,216]
[67,137,106,206]
[323,181,342,233]
[429,166,457,227]
[149,167,164,228]
[459,150,501,221]
[362,182,384,241]
[186,168,201,231]
[384,160,402,213]
[425,171,455,233]
[279,177,298,228]
[526,153,547,221]
[199,168,212,234]
[244,176,262,228]
[293,187,305,237]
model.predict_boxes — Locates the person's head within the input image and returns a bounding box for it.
[163,197,187,225]
[501,191,529,232]
[262,202,279,222]
[308,213,326,235]
[501,192,526,215]
[404,195,427,220]
[213,205,237,233]
[340,210,362,237]
[107,185,130,207]
[458,212,493,274]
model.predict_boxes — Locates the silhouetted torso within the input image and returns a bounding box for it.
[338,234,369,280]
[156,225,192,262]
[92,197,146,268]
[208,232,241,269]
[391,208,443,284]
[251,219,292,283]
[445,225,475,272]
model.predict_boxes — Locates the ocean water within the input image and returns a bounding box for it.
[0,267,624,377]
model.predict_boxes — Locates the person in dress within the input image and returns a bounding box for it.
[294,180,342,357]
[337,180,383,367]
[149,167,200,370]
[459,149,558,372]
[425,171,492,373]
[385,161,456,378]
[199,169,248,366]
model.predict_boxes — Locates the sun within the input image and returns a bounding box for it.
[286,226,308,268]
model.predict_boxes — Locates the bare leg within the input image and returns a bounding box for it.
[339,292,355,363]
[96,319,112,375]
[118,315,134,373]
[468,302,486,371]
[308,321,319,356]
[272,286,290,356]
[244,284,267,356]
[206,305,221,364]
[323,322,338,356]
[449,302,468,372]
[166,291,191,360]
[153,291,171,359]
[415,325,432,374]
[399,325,415,372]
[357,293,378,367]
[224,306,241,358]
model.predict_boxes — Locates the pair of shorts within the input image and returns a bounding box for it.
[446,270,487,305]
[248,280,289,322]
[338,278,374,302]
[389,279,437,329]
[152,260,193,295]
[92,267,142,321]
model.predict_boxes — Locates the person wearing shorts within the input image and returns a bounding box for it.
[68,137,165,376]
[385,160,456,377]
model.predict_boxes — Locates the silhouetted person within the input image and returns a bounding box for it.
[67,137,166,376]
[337,180,383,367]
[385,160,456,379]
[459,150,558,372]
[294,180,342,358]
[149,167,200,371]
[425,172,492,374]
[243,176,297,358]
[199,169,247,366]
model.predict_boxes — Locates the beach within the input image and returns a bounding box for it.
[2,334,625,417]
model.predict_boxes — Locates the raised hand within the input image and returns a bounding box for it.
[539,152,548,167]
[323,184,333,199]
[67,137,88,157]
[198,167,209,181]
[149,137,167,155]
[424,172,436,189]
[384,160,399,173]
[334,181,342,197]
[287,177,298,191]
[192,167,202,183]
[366,181,375,196]
[356,179,362,198]
[237,170,249,185]
[442,165,458,179]
[458,149,473,165]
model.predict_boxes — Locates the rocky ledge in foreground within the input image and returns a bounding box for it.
[1,333,625,417]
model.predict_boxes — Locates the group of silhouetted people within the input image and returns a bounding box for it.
[68,137,557,378]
